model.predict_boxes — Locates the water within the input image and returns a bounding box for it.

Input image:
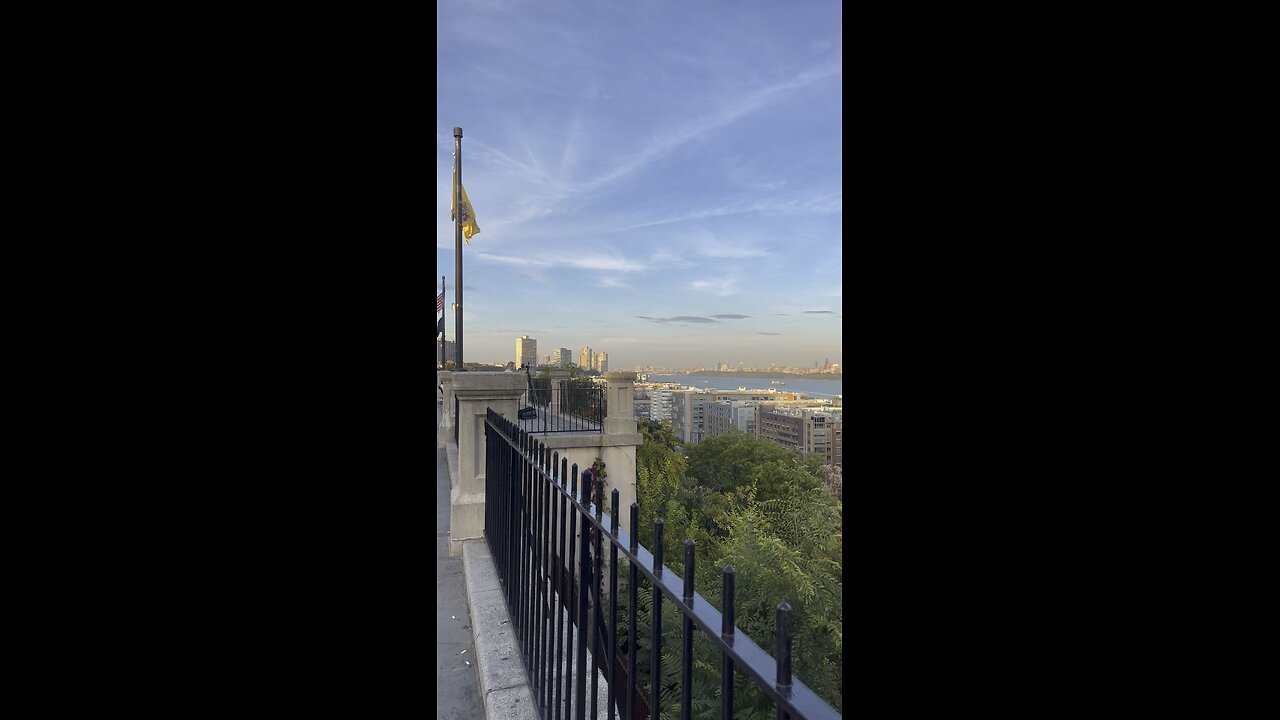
[642,374,843,398]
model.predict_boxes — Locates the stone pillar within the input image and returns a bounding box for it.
[601,371,643,537]
[437,371,454,446]
[547,370,570,410]
[450,371,528,556]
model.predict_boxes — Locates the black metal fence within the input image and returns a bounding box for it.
[518,380,606,433]
[483,408,840,720]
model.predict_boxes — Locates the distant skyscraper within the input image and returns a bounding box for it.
[438,340,457,365]
[517,335,537,369]
[550,347,572,367]
[579,345,592,369]
[599,352,608,373]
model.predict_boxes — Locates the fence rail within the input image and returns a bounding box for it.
[484,408,840,720]
[518,380,606,433]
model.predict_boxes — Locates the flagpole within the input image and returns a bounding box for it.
[441,275,446,370]
[453,126,465,372]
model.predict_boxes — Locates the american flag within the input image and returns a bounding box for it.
[437,292,444,313]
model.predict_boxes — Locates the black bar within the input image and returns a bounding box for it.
[592,472,603,720]
[574,465,589,720]
[566,464,579,720]
[546,450,558,713]
[544,449,555,712]
[519,433,529,666]
[651,518,664,720]
[628,503,639,720]
[681,540,695,720]
[554,457,567,720]
[608,488,619,720]
[776,602,792,720]
[722,566,735,720]
[541,443,552,706]
[535,443,546,702]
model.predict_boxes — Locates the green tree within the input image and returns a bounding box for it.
[616,426,843,717]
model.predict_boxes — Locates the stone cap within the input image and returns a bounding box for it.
[604,370,637,383]
[452,371,529,394]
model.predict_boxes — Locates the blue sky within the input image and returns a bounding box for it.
[437,0,842,369]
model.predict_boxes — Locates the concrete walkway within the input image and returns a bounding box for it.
[438,402,484,720]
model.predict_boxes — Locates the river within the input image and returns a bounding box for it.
[641,374,843,399]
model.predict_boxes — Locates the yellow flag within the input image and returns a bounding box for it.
[450,182,480,243]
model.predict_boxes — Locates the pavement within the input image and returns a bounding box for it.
[438,401,484,720]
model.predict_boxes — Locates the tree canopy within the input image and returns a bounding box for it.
[621,423,843,717]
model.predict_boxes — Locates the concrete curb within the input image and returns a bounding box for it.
[463,540,538,720]
[449,422,613,720]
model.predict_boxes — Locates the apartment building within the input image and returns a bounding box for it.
[755,405,843,467]
[516,336,537,369]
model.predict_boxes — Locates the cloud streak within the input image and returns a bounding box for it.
[636,315,720,324]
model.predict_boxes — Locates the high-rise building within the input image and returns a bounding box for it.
[677,391,712,444]
[437,340,457,365]
[516,335,537,369]
[598,352,608,373]
[579,345,592,369]
[648,387,680,423]
[705,398,762,438]
[550,347,572,367]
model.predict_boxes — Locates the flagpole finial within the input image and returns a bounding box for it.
[454,127,463,138]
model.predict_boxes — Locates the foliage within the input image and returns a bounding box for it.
[443,361,504,371]
[612,426,843,718]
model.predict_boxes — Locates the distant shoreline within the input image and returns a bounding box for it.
[648,370,840,381]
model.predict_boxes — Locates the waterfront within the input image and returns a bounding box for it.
[643,374,843,398]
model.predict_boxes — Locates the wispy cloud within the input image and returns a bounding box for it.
[710,314,751,319]
[636,316,719,324]
[803,310,836,314]
[476,251,649,273]
[691,278,737,296]
[756,332,782,336]
[570,61,841,195]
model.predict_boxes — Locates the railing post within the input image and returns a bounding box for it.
[651,518,664,720]
[607,488,620,720]
[591,472,604,720]
[565,464,579,720]
[534,442,546,703]
[627,502,639,720]
[681,539,696,720]
[574,465,590,720]
[554,456,568,720]
[721,566,736,720]
[776,602,793,720]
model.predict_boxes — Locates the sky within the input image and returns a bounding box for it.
[437,0,842,370]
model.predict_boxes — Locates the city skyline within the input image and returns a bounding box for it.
[436,0,842,368]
